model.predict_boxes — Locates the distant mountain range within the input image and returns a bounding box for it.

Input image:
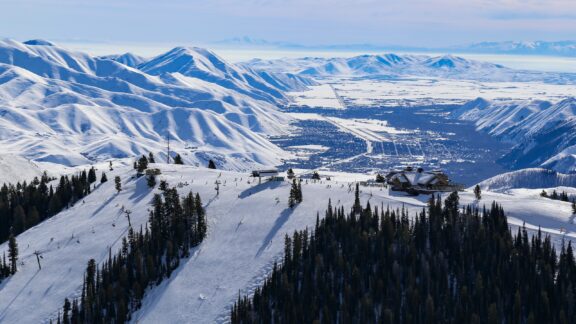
[219,37,576,57]
[0,39,315,168]
[459,41,576,57]
[244,53,576,84]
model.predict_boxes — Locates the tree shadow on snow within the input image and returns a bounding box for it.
[255,207,295,258]
[239,181,283,199]
[128,176,152,204]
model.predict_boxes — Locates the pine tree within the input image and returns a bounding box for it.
[148,152,156,163]
[62,298,71,324]
[552,190,559,200]
[8,232,18,274]
[572,199,576,215]
[174,154,184,165]
[159,180,168,191]
[296,180,302,203]
[87,167,97,184]
[474,184,482,200]
[375,173,385,183]
[137,155,149,175]
[311,171,320,180]
[114,176,122,193]
[289,179,298,208]
[147,174,157,188]
[208,159,216,169]
[287,168,295,179]
[540,190,548,197]
[353,183,361,214]
[100,172,108,183]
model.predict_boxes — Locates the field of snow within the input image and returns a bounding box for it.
[1,163,576,323]
[330,78,576,107]
[288,84,344,109]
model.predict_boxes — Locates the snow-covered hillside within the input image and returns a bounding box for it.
[478,168,576,191]
[0,154,45,184]
[0,39,313,169]
[454,97,576,172]
[244,53,576,84]
[1,164,575,323]
[99,53,147,68]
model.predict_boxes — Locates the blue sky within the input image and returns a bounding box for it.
[1,0,575,52]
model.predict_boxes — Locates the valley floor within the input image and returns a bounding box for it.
[1,164,575,323]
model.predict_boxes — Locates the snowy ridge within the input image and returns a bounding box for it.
[100,53,147,68]
[0,39,313,168]
[138,46,287,103]
[244,53,576,84]
[478,168,576,192]
[454,97,576,173]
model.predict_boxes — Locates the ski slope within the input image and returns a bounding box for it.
[1,163,575,323]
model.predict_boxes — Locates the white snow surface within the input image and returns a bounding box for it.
[0,153,45,184]
[478,168,576,192]
[99,53,147,68]
[0,39,315,169]
[1,164,576,323]
[454,97,576,172]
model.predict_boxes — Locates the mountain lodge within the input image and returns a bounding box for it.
[385,167,463,194]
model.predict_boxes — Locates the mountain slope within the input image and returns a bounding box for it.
[100,53,147,68]
[478,168,576,191]
[454,97,576,173]
[138,47,287,103]
[1,164,574,323]
[0,39,305,168]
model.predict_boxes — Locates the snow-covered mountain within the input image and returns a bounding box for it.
[0,39,314,168]
[138,46,287,102]
[454,97,576,173]
[460,41,576,57]
[244,53,576,84]
[99,52,147,68]
[478,168,576,191]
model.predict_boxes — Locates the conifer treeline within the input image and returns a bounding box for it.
[232,193,576,323]
[0,168,98,244]
[0,232,18,282]
[541,189,574,203]
[57,185,207,323]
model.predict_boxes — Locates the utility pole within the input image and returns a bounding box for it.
[124,209,132,228]
[33,251,42,270]
[166,133,171,164]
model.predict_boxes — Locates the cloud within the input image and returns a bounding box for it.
[1,0,574,46]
